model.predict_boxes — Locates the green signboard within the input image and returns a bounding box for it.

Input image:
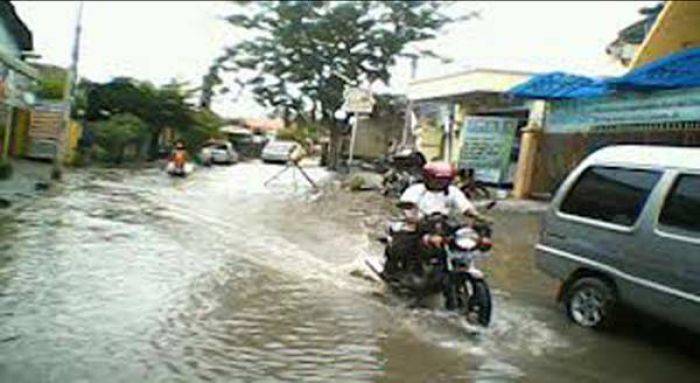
[459,116,518,184]
[548,87,700,133]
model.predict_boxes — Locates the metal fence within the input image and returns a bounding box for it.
[531,122,700,196]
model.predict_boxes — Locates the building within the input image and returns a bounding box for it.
[407,68,539,185]
[239,118,285,136]
[605,3,663,67]
[17,62,85,164]
[629,1,700,68]
[337,93,406,160]
[0,1,39,162]
[508,1,700,199]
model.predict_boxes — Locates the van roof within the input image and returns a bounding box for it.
[585,145,700,170]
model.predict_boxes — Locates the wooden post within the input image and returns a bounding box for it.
[512,124,542,199]
[348,112,359,164]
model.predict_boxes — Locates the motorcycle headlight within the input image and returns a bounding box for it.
[453,227,479,251]
[454,237,478,251]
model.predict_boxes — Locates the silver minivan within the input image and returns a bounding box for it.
[536,145,700,331]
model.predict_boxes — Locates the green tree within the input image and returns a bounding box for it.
[33,64,69,100]
[92,113,150,164]
[215,1,473,167]
[85,78,195,159]
[178,108,225,151]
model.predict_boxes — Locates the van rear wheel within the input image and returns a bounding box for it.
[564,277,616,330]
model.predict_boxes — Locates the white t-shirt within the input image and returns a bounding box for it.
[399,183,477,217]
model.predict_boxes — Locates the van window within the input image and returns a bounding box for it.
[658,174,700,237]
[559,166,662,227]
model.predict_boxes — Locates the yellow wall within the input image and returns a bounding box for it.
[417,122,443,161]
[11,108,29,156]
[631,1,700,68]
[64,120,82,164]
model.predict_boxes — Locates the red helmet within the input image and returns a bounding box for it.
[423,162,456,191]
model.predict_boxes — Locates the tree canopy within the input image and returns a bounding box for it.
[92,113,150,163]
[215,1,470,123]
[81,78,200,157]
[84,78,194,130]
[76,77,225,161]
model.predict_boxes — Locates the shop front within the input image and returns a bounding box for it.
[407,69,539,188]
[532,87,700,197]
[509,46,700,198]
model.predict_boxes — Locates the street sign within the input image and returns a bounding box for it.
[342,87,375,114]
[459,116,518,184]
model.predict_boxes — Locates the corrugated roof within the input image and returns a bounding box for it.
[0,1,32,51]
[509,46,700,100]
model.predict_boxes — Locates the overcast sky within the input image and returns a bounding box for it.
[14,1,658,118]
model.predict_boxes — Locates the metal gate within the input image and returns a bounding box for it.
[532,121,700,196]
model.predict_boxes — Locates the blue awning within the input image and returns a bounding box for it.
[508,46,700,100]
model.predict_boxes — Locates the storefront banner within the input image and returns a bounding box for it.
[548,87,700,133]
[459,116,518,184]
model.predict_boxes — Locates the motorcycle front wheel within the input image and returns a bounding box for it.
[458,277,492,326]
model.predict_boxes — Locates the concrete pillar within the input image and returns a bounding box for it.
[512,124,542,199]
[2,106,13,161]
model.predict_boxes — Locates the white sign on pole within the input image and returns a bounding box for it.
[342,87,375,114]
[342,87,375,164]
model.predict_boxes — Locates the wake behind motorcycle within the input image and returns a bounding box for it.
[166,161,194,177]
[366,202,496,326]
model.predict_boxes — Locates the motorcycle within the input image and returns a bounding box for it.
[380,150,426,198]
[166,161,194,177]
[457,168,491,200]
[167,148,194,177]
[366,201,496,326]
[381,169,422,197]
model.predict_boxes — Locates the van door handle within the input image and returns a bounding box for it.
[547,232,567,240]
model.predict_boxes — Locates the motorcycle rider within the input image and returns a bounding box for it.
[400,162,489,226]
[172,141,188,170]
[384,162,491,306]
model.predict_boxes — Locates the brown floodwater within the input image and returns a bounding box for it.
[0,162,698,382]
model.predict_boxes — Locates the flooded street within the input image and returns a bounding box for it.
[1,163,699,382]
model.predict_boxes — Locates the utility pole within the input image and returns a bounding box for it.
[401,54,418,150]
[1,71,15,162]
[53,1,84,180]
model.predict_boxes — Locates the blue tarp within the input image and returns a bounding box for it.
[507,72,609,100]
[609,46,700,89]
[508,47,700,100]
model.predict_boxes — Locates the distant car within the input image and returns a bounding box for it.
[200,140,238,165]
[261,140,301,164]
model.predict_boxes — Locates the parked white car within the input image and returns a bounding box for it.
[200,140,239,165]
[261,140,301,164]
